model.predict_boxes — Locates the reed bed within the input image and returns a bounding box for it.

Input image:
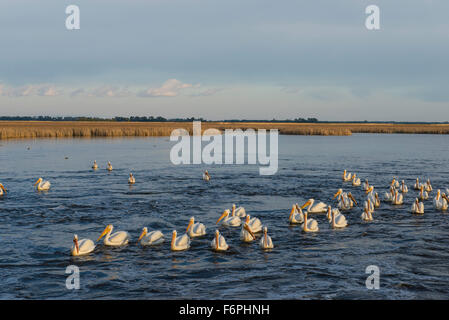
[1,121,449,140]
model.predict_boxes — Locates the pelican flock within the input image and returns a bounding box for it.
[4,162,445,257]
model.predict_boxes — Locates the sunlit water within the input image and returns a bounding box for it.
[0,134,448,299]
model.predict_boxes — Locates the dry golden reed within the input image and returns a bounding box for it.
[1,121,449,140]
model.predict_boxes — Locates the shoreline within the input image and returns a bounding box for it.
[1,121,449,139]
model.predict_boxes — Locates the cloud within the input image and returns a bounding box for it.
[37,85,62,96]
[0,84,63,97]
[138,79,198,97]
[189,88,224,97]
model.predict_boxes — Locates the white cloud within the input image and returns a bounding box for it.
[138,79,198,97]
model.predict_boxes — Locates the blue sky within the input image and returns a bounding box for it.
[0,0,448,121]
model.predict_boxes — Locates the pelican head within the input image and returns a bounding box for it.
[171,230,177,248]
[186,217,195,232]
[97,224,113,241]
[333,189,343,199]
[348,192,358,206]
[437,189,441,199]
[73,234,79,254]
[290,204,296,220]
[301,199,313,209]
[245,215,250,224]
[243,223,255,240]
[138,227,148,242]
[34,178,43,186]
[0,183,6,194]
[214,229,220,249]
[327,206,331,219]
[130,173,133,177]
[366,186,374,194]
[216,210,230,224]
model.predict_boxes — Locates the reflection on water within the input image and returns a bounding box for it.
[0,134,449,299]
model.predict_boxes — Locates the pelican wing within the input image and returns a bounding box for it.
[109,231,129,244]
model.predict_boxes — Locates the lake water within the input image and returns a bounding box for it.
[0,134,448,299]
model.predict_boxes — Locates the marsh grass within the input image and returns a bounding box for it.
[1,121,449,140]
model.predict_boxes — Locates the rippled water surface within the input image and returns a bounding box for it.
[1,134,449,299]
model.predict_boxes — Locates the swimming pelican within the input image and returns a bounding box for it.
[419,185,429,200]
[335,190,357,210]
[171,230,190,251]
[289,204,304,224]
[240,223,256,242]
[352,174,361,187]
[391,178,400,188]
[34,178,51,191]
[414,178,422,190]
[245,215,262,233]
[373,193,381,208]
[424,179,432,192]
[343,170,352,182]
[186,216,206,237]
[97,224,129,246]
[392,190,404,205]
[92,160,98,170]
[211,230,229,251]
[364,198,375,213]
[260,226,274,249]
[138,227,164,246]
[366,186,376,202]
[203,170,210,181]
[0,183,6,196]
[301,198,328,213]
[216,209,241,227]
[330,207,347,228]
[411,198,424,214]
[128,173,135,184]
[106,161,113,171]
[400,180,408,193]
[231,204,246,218]
[71,234,95,256]
[327,206,345,223]
[301,211,319,232]
[363,179,370,191]
[361,206,373,221]
[434,190,448,211]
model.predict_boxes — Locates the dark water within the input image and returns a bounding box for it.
[0,134,449,299]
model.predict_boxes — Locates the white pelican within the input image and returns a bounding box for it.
[411,198,424,214]
[34,178,51,191]
[186,216,206,237]
[364,198,375,213]
[211,230,229,251]
[374,193,381,208]
[301,211,319,232]
[330,207,347,228]
[203,170,210,181]
[231,204,246,218]
[361,206,373,221]
[92,160,98,170]
[392,190,404,205]
[434,190,448,211]
[391,178,400,188]
[301,198,327,214]
[171,230,190,251]
[0,183,6,196]
[343,170,352,182]
[384,187,394,202]
[107,161,113,171]
[260,226,274,249]
[245,215,262,233]
[97,224,129,246]
[240,223,256,242]
[363,179,370,191]
[138,227,164,246]
[419,185,429,200]
[336,191,357,210]
[414,178,421,190]
[366,186,376,203]
[216,209,241,227]
[424,179,432,192]
[400,180,408,193]
[327,206,345,224]
[352,174,361,187]
[71,234,95,256]
[289,204,304,224]
[128,173,135,184]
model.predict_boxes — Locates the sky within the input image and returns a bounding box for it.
[0,0,448,121]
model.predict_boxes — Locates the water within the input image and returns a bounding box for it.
[0,134,448,299]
